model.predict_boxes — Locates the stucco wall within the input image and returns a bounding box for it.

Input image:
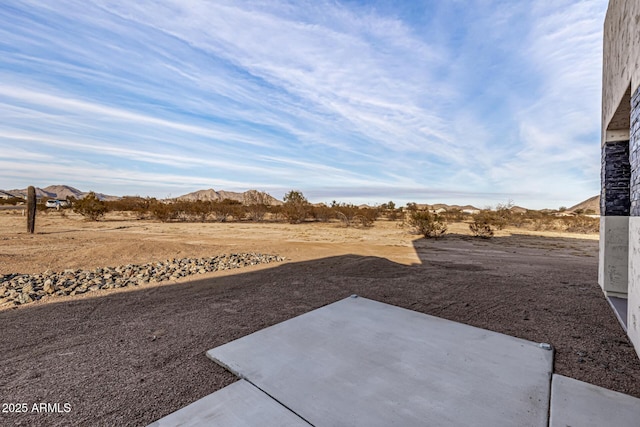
[602,0,640,141]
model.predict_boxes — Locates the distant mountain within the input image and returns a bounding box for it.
[176,188,282,206]
[568,195,599,213]
[417,203,481,211]
[3,185,119,201]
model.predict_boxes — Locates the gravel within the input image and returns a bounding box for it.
[0,253,284,307]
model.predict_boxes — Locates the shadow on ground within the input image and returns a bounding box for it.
[0,234,636,426]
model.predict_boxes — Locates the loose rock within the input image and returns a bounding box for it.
[0,253,284,307]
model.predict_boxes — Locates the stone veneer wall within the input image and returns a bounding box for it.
[602,141,631,215]
[631,87,640,215]
[629,85,640,354]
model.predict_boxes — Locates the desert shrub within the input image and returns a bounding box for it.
[533,217,562,231]
[244,191,270,222]
[73,191,107,221]
[386,209,400,221]
[562,216,599,233]
[0,196,23,205]
[469,221,494,238]
[268,204,284,221]
[491,203,512,230]
[441,208,464,222]
[380,201,400,221]
[283,190,309,224]
[469,211,496,238]
[149,200,178,222]
[333,203,359,227]
[106,196,153,219]
[310,204,334,222]
[36,198,48,212]
[212,199,244,222]
[508,212,527,228]
[359,207,379,227]
[405,202,418,212]
[409,210,447,239]
[181,200,212,222]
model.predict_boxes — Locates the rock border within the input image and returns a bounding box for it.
[0,253,284,307]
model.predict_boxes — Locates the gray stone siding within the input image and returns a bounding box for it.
[631,85,640,215]
[602,140,630,216]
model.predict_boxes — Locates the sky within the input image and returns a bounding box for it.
[0,0,608,209]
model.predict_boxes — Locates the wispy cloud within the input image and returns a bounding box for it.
[0,0,608,208]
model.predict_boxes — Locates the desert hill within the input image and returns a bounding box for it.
[4,185,118,201]
[417,203,481,212]
[176,188,282,206]
[568,195,599,213]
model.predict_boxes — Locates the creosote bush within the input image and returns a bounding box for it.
[244,190,270,222]
[0,196,24,205]
[469,211,496,238]
[73,191,107,221]
[332,203,379,228]
[409,210,447,239]
[283,190,309,224]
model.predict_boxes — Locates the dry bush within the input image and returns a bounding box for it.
[386,209,401,221]
[149,200,179,222]
[283,190,309,224]
[331,203,377,228]
[106,196,153,219]
[244,191,270,222]
[183,200,212,222]
[268,204,284,221]
[310,204,334,222]
[409,210,447,239]
[358,207,380,227]
[73,191,107,221]
[469,211,496,238]
[0,196,23,205]
[380,201,400,221]
[211,199,244,222]
[441,208,464,222]
[469,222,494,238]
[333,203,359,227]
[562,216,599,233]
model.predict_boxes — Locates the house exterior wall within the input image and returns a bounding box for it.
[602,0,640,356]
[602,0,640,139]
[628,85,640,351]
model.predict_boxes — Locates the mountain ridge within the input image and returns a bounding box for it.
[3,185,119,201]
[0,185,602,212]
[176,188,283,205]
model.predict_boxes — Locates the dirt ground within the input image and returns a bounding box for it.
[1,210,639,426]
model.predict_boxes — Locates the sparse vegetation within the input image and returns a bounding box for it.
[380,201,400,221]
[244,191,270,222]
[409,210,447,239]
[43,191,599,235]
[310,204,334,222]
[469,211,497,238]
[331,203,379,228]
[282,190,309,224]
[0,196,24,205]
[73,191,107,221]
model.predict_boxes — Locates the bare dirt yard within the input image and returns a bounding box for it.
[1,210,639,426]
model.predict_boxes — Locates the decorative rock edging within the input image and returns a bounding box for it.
[0,253,284,307]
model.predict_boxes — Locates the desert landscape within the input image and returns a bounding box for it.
[1,207,639,426]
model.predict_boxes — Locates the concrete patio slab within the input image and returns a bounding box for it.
[549,374,640,427]
[148,379,309,427]
[207,296,554,426]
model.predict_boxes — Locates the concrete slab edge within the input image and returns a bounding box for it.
[205,353,314,426]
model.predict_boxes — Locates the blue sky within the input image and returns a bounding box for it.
[0,0,607,208]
